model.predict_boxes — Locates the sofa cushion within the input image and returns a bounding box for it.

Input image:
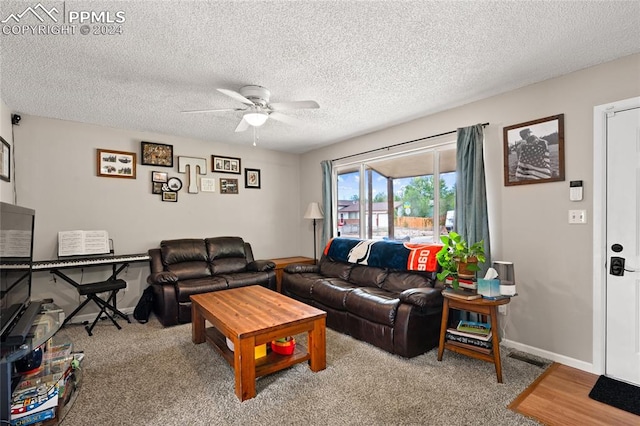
[210,257,248,274]
[318,257,352,280]
[311,279,358,310]
[344,287,400,327]
[221,272,271,289]
[206,237,248,274]
[205,236,246,259]
[349,265,388,288]
[283,273,324,299]
[161,239,208,264]
[167,261,212,281]
[381,271,433,293]
[176,276,228,302]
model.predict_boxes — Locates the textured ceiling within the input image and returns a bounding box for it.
[1,1,639,153]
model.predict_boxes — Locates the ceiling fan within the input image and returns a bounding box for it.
[181,85,320,132]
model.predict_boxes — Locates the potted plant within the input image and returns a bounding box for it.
[436,231,486,289]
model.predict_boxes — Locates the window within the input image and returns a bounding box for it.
[333,143,456,243]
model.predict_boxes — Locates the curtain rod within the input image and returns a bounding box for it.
[332,122,489,162]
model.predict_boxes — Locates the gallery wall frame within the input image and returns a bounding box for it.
[220,178,239,194]
[141,141,173,167]
[97,149,136,179]
[0,136,10,182]
[162,191,178,202]
[244,168,261,189]
[503,114,565,186]
[212,155,241,174]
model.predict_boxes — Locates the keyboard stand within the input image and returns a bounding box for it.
[29,253,150,336]
[57,275,129,336]
[48,259,134,336]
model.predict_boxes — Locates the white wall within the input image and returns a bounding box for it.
[10,115,302,318]
[300,53,640,368]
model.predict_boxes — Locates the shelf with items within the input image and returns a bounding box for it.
[10,336,83,426]
[1,303,83,426]
[437,292,511,383]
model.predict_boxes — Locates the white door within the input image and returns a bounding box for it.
[606,105,640,385]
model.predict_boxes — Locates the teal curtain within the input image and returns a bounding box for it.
[455,124,491,277]
[321,160,333,252]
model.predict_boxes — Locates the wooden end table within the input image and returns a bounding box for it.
[271,256,315,293]
[437,292,511,383]
[191,285,326,401]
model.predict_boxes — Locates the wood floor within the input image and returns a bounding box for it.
[509,363,639,425]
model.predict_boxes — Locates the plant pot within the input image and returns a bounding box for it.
[457,257,478,279]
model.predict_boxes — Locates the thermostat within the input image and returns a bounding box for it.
[570,180,583,201]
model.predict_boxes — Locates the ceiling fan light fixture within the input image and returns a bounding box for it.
[244,111,268,127]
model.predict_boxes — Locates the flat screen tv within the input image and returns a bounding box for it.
[0,202,35,341]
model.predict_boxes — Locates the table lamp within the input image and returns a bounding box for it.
[492,261,516,296]
[304,202,324,263]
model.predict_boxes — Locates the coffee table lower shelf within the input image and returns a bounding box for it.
[204,327,310,377]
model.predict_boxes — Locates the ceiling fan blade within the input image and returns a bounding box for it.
[181,107,246,114]
[268,111,303,126]
[269,100,319,111]
[234,117,250,132]
[217,88,255,106]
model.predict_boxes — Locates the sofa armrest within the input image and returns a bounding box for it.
[247,260,276,272]
[399,287,443,309]
[147,271,179,285]
[284,264,319,274]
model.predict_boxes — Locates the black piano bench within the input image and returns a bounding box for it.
[63,279,131,336]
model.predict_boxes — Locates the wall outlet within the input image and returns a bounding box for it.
[498,305,508,315]
[568,209,587,224]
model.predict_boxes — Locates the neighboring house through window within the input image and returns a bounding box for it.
[333,140,456,243]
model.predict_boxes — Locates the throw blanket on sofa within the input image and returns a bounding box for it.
[323,238,442,272]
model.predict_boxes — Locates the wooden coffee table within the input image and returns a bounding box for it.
[190,285,327,401]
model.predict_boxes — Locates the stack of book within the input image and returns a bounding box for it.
[10,342,79,426]
[445,276,477,290]
[445,320,493,354]
[442,287,481,300]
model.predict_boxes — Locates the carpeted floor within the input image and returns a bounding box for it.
[55,316,550,425]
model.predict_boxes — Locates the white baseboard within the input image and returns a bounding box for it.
[502,338,595,374]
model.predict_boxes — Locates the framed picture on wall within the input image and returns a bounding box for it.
[212,155,241,174]
[141,141,173,167]
[0,137,9,182]
[244,168,261,189]
[220,178,239,194]
[503,114,565,186]
[97,149,136,179]
[162,191,178,202]
[152,171,168,183]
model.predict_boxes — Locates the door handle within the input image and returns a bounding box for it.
[610,257,625,276]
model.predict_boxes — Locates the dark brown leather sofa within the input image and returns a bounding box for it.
[282,238,444,358]
[147,237,276,326]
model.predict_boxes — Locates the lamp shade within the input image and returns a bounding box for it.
[244,111,268,127]
[304,202,324,220]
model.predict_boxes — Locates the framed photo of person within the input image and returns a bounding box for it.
[244,168,261,189]
[212,155,241,174]
[503,114,565,186]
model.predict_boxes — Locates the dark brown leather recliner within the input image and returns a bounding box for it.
[147,236,276,326]
[283,253,443,358]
